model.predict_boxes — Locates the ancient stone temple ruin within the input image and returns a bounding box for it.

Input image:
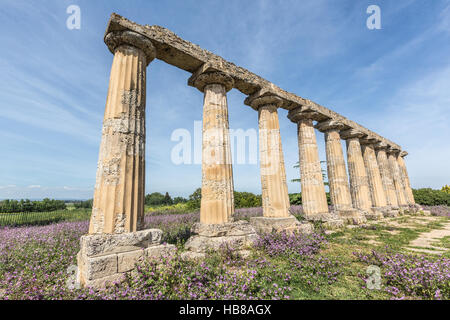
[77,13,427,288]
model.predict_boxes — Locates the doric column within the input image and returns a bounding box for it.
[315,120,366,224]
[375,143,399,211]
[248,95,290,218]
[89,31,156,234]
[189,70,235,224]
[388,148,408,208]
[341,129,376,218]
[360,137,390,217]
[398,151,416,205]
[287,109,331,221]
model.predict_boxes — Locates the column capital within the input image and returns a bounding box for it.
[188,65,234,93]
[359,136,379,145]
[314,119,346,132]
[387,147,401,155]
[246,94,283,111]
[340,128,366,140]
[374,142,388,150]
[105,30,156,65]
[287,107,324,123]
[400,151,408,157]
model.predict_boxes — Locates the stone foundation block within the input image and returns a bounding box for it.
[336,209,367,225]
[145,244,177,259]
[79,229,162,257]
[117,249,145,273]
[250,215,313,234]
[183,221,258,259]
[305,212,345,229]
[77,228,169,289]
[366,207,385,220]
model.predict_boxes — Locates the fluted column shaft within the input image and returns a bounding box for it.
[345,136,373,212]
[397,154,416,204]
[376,148,399,208]
[250,96,290,218]
[292,116,329,218]
[89,31,156,234]
[362,144,388,208]
[190,71,235,224]
[388,152,408,206]
[324,129,353,211]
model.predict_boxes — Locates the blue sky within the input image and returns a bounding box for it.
[0,0,449,199]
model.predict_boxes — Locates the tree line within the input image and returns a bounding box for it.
[0,198,66,213]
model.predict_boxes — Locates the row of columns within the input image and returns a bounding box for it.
[90,30,418,234]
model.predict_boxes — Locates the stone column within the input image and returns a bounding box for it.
[190,71,235,224]
[288,109,343,228]
[360,138,391,217]
[341,129,379,219]
[398,151,416,205]
[388,148,409,209]
[375,143,399,213]
[78,30,175,290]
[315,120,366,224]
[89,31,157,234]
[182,69,257,259]
[245,95,312,234]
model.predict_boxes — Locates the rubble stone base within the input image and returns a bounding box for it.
[336,209,367,225]
[77,229,176,289]
[181,221,258,260]
[365,207,385,220]
[305,212,345,229]
[250,216,314,234]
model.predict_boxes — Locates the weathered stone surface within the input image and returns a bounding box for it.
[248,95,290,219]
[184,221,258,254]
[180,251,206,261]
[375,145,399,209]
[117,249,144,273]
[315,121,366,225]
[388,150,408,207]
[145,244,177,259]
[342,130,374,215]
[288,110,330,220]
[191,220,256,237]
[89,30,151,234]
[83,273,126,289]
[82,254,118,281]
[77,228,168,289]
[398,153,416,205]
[250,216,313,234]
[105,13,402,152]
[362,143,389,209]
[336,209,367,225]
[192,71,234,224]
[79,229,163,257]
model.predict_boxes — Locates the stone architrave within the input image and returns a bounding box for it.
[375,142,400,215]
[245,94,313,234]
[288,109,343,228]
[182,68,258,259]
[315,120,366,225]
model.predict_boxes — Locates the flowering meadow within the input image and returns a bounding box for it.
[0,205,449,300]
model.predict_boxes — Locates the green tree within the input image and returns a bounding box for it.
[186,188,202,210]
[163,192,173,205]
